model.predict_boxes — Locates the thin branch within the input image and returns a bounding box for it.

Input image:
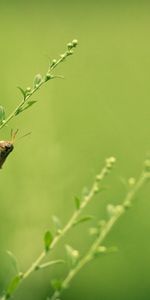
[1,157,116,299]
[0,39,78,130]
[50,163,150,300]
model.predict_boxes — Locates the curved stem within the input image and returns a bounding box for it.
[0,41,77,131]
[50,170,148,300]
[1,157,114,300]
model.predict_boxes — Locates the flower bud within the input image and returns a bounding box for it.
[72,39,78,47]
[67,42,73,50]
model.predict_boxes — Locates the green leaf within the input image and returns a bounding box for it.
[51,279,62,291]
[44,231,53,252]
[35,259,64,271]
[106,246,118,253]
[17,86,26,100]
[16,101,37,115]
[96,246,107,254]
[74,197,80,210]
[6,250,19,274]
[94,246,118,258]
[0,105,5,123]
[65,244,79,266]
[107,204,116,217]
[6,274,22,298]
[73,215,94,227]
[52,215,62,231]
[33,74,42,88]
[23,100,37,110]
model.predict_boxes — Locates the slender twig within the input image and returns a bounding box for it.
[23,157,116,276]
[1,157,116,300]
[50,164,150,300]
[0,39,78,130]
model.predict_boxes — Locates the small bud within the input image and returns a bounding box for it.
[106,156,116,167]
[67,50,74,56]
[115,205,124,215]
[67,42,73,50]
[72,39,78,47]
[128,177,136,186]
[102,168,109,176]
[72,250,79,258]
[107,204,116,217]
[65,244,79,266]
[26,87,31,92]
[106,163,113,169]
[33,74,42,88]
[97,246,107,253]
[109,156,116,164]
[96,174,103,181]
[93,182,99,193]
[60,53,66,59]
[124,200,131,209]
[51,59,57,67]
[18,272,24,279]
[45,73,53,81]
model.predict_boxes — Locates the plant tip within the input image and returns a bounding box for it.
[115,205,124,215]
[107,156,116,164]
[67,50,74,55]
[67,42,73,50]
[97,246,107,253]
[72,39,78,47]
[128,177,136,186]
[51,59,57,67]
[45,73,51,81]
[26,87,31,92]
[93,182,99,193]
[107,204,116,216]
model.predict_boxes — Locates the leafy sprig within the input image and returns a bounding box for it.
[0,39,149,300]
[0,156,116,299]
[49,159,150,300]
[0,39,78,130]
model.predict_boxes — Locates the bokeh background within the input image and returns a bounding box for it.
[0,0,150,299]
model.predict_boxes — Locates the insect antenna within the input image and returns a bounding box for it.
[10,129,19,144]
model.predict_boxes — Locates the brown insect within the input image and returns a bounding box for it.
[0,129,18,169]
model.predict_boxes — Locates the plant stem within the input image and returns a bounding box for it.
[50,169,149,300]
[1,157,115,300]
[0,40,78,130]
[23,158,115,275]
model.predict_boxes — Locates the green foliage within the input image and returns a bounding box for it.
[65,244,79,266]
[33,74,42,88]
[0,38,149,300]
[73,215,94,226]
[5,274,23,299]
[6,251,20,274]
[52,215,62,232]
[0,106,5,125]
[17,87,26,100]
[44,231,53,252]
[35,260,64,271]
[74,197,80,210]
[0,39,78,131]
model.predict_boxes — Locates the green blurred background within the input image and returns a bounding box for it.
[0,0,150,299]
